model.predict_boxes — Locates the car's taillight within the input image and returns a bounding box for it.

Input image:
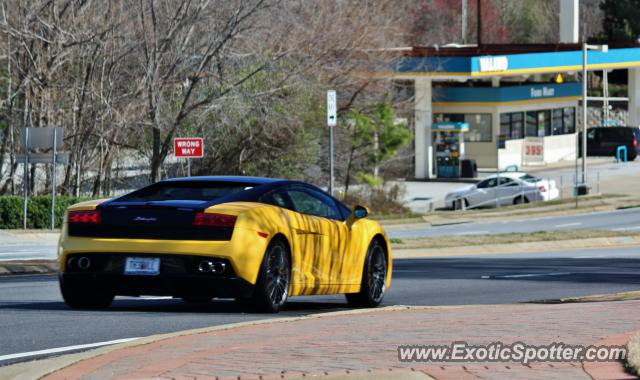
[539,185,547,192]
[68,210,101,223]
[634,138,638,148]
[193,213,237,227]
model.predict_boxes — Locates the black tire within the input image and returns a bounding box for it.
[251,238,290,313]
[513,196,529,205]
[60,279,114,310]
[453,198,469,211]
[346,239,388,308]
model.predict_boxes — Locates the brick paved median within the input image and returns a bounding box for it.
[42,301,640,380]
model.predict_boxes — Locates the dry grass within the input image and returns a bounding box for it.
[392,230,635,249]
[555,291,640,303]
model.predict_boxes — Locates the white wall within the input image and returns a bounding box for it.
[499,139,523,169]
[543,133,577,162]
[498,133,576,170]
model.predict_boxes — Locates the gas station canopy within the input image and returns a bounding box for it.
[369,44,640,179]
[382,44,640,80]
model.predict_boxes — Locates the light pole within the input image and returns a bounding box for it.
[579,42,607,195]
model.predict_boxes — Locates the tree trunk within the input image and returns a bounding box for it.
[150,127,161,182]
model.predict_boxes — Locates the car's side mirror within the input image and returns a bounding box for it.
[353,205,369,219]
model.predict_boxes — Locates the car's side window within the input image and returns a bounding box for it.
[286,188,342,220]
[477,178,497,189]
[498,177,514,186]
[260,189,294,210]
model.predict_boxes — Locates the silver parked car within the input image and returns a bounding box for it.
[445,172,559,210]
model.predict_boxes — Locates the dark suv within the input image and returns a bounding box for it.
[583,127,640,161]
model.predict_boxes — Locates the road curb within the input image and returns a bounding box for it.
[529,290,640,304]
[0,306,417,380]
[0,261,58,276]
[6,303,637,380]
[0,304,551,379]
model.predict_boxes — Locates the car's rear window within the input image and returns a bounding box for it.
[116,181,255,202]
[519,174,540,183]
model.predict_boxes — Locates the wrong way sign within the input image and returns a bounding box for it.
[174,138,204,158]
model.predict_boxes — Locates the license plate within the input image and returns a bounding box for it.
[124,257,160,276]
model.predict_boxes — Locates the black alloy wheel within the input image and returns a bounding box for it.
[252,238,290,313]
[346,239,387,308]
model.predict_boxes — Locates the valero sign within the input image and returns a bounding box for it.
[174,137,203,158]
[478,56,509,72]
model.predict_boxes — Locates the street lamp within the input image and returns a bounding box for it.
[577,42,607,196]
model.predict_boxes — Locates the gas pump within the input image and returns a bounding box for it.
[433,122,469,178]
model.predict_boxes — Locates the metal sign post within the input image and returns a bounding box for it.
[22,128,29,229]
[327,90,337,195]
[50,128,57,230]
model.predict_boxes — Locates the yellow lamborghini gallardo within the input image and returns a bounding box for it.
[58,176,392,312]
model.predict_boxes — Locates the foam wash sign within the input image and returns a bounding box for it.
[530,86,556,98]
[479,56,509,72]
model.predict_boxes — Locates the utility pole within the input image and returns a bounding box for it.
[477,0,482,46]
[327,90,337,195]
[461,0,467,44]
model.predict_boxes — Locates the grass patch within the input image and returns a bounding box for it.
[370,212,422,222]
[392,229,635,250]
[455,193,628,215]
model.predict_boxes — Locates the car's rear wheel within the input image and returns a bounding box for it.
[60,279,114,309]
[251,238,290,313]
[346,239,387,308]
[513,196,529,205]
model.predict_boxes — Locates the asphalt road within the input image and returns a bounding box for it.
[1,247,640,366]
[385,207,640,239]
[0,242,57,261]
[2,207,639,261]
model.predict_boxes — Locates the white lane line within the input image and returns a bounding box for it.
[611,226,640,231]
[454,231,489,236]
[554,222,581,228]
[0,337,140,362]
[481,272,571,279]
[139,296,174,300]
[0,256,56,262]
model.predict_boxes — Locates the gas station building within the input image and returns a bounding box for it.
[382,45,640,179]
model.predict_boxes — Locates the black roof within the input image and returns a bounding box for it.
[162,175,285,185]
[118,175,337,210]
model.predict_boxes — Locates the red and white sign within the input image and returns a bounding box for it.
[522,137,544,165]
[174,138,203,158]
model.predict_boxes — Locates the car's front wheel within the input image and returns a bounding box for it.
[346,239,387,308]
[251,238,290,313]
[60,279,114,309]
[453,198,468,210]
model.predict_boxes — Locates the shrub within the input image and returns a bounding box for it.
[0,196,92,229]
[341,183,409,216]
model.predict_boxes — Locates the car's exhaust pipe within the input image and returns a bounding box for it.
[212,262,226,274]
[77,256,91,270]
[198,260,214,273]
[197,260,226,274]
